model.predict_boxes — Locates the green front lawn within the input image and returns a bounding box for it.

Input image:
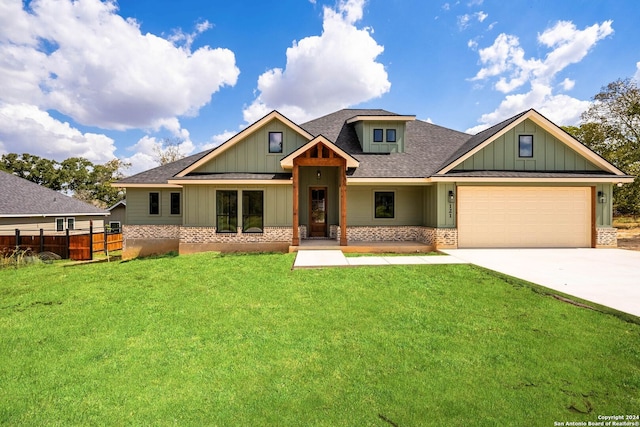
[1,252,638,425]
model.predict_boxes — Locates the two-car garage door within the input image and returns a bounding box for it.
[457,186,592,248]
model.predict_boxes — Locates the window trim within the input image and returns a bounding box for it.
[373,128,384,143]
[109,221,121,233]
[268,131,283,154]
[386,128,397,143]
[66,217,75,231]
[242,190,264,233]
[374,190,395,219]
[149,192,160,215]
[170,192,181,215]
[518,134,534,158]
[216,189,238,233]
[56,217,65,232]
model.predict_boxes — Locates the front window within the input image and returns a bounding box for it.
[216,190,238,233]
[374,191,395,219]
[373,128,384,142]
[149,192,160,215]
[170,192,181,215]
[56,218,64,231]
[242,191,263,233]
[519,135,533,157]
[386,129,397,142]
[269,132,283,153]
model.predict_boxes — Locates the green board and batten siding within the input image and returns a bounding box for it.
[193,119,309,174]
[183,185,292,227]
[125,189,183,226]
[347,186,423,226]
[454,119,600,172]
[353,121,405,153]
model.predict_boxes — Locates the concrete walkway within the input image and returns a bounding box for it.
[293,250,468,268]
[443,248,640,318]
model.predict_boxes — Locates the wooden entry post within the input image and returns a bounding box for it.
[292,162,300,246]
[340,159,347,246]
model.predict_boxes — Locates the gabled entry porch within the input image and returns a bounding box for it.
[280,136,360,246]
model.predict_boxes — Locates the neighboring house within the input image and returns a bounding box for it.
[0,170,109,234]
[107,200,126,233]
[115,108,633,258]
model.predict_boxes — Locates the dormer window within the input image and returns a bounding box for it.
[269,132,283,153]
[386,129,396,142]
[373,129,384,142]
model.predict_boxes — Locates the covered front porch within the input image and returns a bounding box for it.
[281,135,359,246]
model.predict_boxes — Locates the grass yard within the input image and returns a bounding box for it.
[1,252,639,426]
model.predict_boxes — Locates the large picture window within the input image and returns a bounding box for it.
[519,135,533,157]
[216,190,237,233]
[149,192,160,215]
[242,191,264,233]
[374,191,395,219]
[170,192,181,215]
[269,132,283,153]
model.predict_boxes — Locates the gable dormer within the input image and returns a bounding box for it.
[346,114,415,153]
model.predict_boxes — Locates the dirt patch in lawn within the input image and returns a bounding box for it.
[614,218,640,251]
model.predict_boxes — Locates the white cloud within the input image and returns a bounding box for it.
[0,0,239,164]
[0,103,116,163]
[560,77,575,91]
[634,61,640,82]
[242,0,390,124]
[467,20,613,132]
[458,11,488,30]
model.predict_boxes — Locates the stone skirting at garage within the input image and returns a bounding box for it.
[333,226,458,249]
[596,227,618,247]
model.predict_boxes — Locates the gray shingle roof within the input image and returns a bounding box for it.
[114,108,617,184]
[0,171,109,217]
[301,109,471,177]
[438,110,529,170]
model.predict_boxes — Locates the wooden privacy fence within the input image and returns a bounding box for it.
[0,224,122,261]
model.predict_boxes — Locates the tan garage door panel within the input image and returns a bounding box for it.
[458,187,591,248]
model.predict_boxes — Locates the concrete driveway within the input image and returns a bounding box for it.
[442,248,640,318]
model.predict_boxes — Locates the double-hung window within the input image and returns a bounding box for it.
[149,192,160,215]
[216,190,238,233]
[242,191,263,233]
[374,191,395,218]
[170,192,181,215]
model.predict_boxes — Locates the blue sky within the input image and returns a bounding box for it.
[1,0,639,174]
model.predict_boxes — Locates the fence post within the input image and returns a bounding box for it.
[65,228,70,259]
[40,228,44,253]
[15,228,20,249]
[89,221,93,261]
[104,227,108,256]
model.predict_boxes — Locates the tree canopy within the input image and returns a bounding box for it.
[0,153,129,209]
[563,78,640,216]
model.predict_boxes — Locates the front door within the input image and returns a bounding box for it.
[309,187,327,237]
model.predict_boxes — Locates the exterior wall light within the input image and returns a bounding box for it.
[448,190,455,204]
[316,170,321,180]
[597,191,607,204]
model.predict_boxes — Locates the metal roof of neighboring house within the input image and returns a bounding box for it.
[0,171,109,217]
